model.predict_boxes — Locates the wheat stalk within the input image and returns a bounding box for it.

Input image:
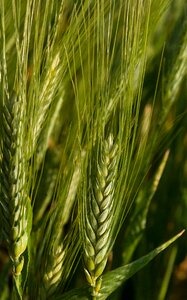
[83,134,118,298]
[0,92,30,276]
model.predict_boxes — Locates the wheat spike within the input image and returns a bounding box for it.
[83,134,118,298]
[41,221,80,297]
[43,243,65,296]
[0,92,30,275]
[33,53,61,149]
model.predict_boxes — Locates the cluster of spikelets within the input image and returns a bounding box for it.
[0,93,31,275]
[43,243,65,296]
[83,134,118,297]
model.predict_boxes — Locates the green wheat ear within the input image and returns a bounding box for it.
[83,134,118,298]
[43,243,65,296]
[0,92,30,275]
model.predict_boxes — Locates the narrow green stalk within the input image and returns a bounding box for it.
[158,246,178,300]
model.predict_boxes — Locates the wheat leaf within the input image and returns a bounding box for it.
[98,230,184,300]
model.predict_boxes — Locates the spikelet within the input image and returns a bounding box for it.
[83,134,118,298]
[0,92,30,275]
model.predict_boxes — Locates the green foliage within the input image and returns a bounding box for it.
[0,0,187,299]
